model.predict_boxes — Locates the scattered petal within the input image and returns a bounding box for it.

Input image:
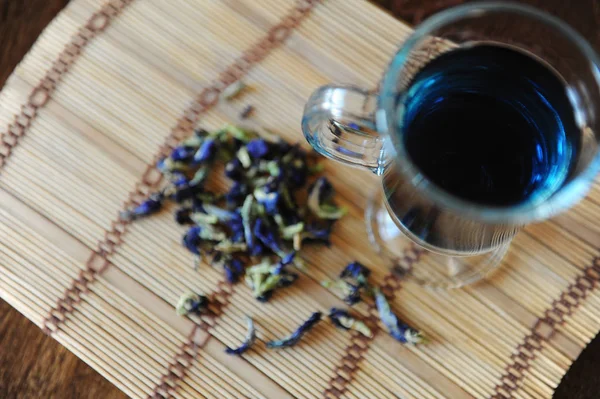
[226,316,257,355]
[374,288,425,344]
[328,308,372,337]
[237,146,252,168]
[267,312,322,349]
[307,177,347,219]
[247,139,270,158]
[120,193,164,221]
[176,292,209,316]
[194,138,218,163]
[224,258,245,283]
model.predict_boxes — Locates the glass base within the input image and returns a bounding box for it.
[366,190,509,289]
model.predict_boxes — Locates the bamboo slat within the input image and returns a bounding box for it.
[1,0,599,398]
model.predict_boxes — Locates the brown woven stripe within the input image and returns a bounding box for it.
[323,244,424,398]
[491,257,600,399]
[149,325,202,399]
[0,0,135,171]
[39,0,323,340]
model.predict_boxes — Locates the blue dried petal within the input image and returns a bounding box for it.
[329,308,351,330]
[121,193,163,221]
[203,204,239,222]
[225,182,249,207]
[173,183,204,203]
[340,261,371,281]
[171,145,196,162]
[227,217,245,243]
[286,157,308,187]
[241,195,254,249]
[267,312,322,349]
[329,308,372,337]
[254,219,284,255]
[194,138,218,163]
[175,208,192,225]
[224,258,244,283]
[226,317,256,355]
[254,188,280,215]
[225,158,244,181]
[170,172,189,188]
[374,288,424,344]
[176,293,209,316]
[344,283,362,305]
[249,241,265,256]
[272,251,296,275]
[247,139,269,158]
[313,177,334,203]
[307,177,346,220]
[157,157,188,173]
[303,223,332,245]
[157,158,168,172]
[278,272,298,287]
[183,226,202,255]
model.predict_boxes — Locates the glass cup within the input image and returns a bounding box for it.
[301,3,600,288]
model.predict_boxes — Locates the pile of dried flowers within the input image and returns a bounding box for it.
[124,121,424,354]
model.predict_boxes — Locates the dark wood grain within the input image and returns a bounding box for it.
[0,0,598,398]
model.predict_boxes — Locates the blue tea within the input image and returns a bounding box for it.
[399,45,580,206]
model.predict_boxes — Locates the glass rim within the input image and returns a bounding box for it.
[379,1,600,224]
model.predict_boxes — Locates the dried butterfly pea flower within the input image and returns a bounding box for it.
[245,257,297,300]
[192,138,218,164]
[237,146,252,168]
[267,312,322,349]
[129,123,345,309]
[341,261,371,285]
[183,226,203,255]
[223,258,245,283]
[322,261,372,305]
[328,308,372,337]
[308,177,347,219]
[225,182,249,208]
[241,195,255,251]
[172,183,204,203]
[253,218,286,257]
[157,157,190,173]
[120,192,164,221]
[176,292,209,316]
[170,145,197,162]
[225,158,245,181]
[253,187,280,215]
[191,212,219,225]
[321,280,362,305]
[222,124,252,142]
[374,288,425,344]
[175,208,193,225]
[247,138,270,158]
[226,316,257,355]
[189,166,210,186]
[202,204,239,222]
[168,172,189,188]
[214,240,247,253]
[281,222,304,240]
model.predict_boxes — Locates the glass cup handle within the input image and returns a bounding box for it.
[301,85,387,175]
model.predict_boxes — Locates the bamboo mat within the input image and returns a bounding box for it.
[1,0,599,398]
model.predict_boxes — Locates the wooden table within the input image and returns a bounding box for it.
[0,0,598,398]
